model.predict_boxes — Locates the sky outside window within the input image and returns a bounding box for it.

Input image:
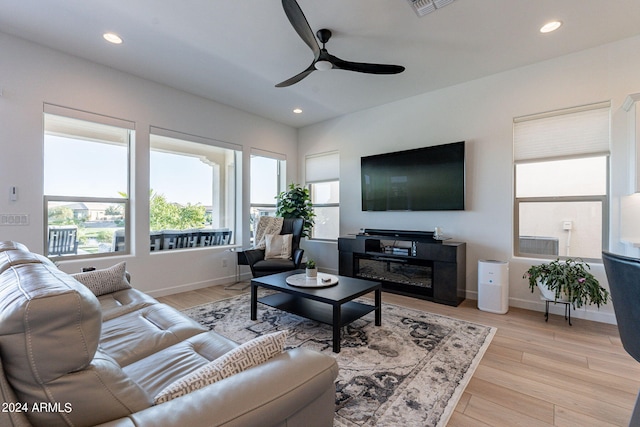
[44,136,128,198]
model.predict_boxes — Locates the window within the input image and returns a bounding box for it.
[310,181,340,240]
[149,128,240,251]
[306,152,340,240]
[250,151,286,239]
[514,102,610,260]
[44,105,132,258]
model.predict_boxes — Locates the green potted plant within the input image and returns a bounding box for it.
[305,259,317,278]
[276,183,316,238]
[523,258,609,309]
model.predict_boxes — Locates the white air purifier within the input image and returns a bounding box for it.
[478,260,509,314]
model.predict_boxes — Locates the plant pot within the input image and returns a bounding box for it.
[536,279,570,303]
[306,268,317,278]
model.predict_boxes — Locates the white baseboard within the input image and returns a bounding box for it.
[147,272,245,298]
[466,290,616,325]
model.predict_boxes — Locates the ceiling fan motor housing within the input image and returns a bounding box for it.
[316,29,332,44]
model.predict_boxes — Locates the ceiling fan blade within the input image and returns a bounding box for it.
[329,54,405,74]
[275,64,316,87]
[281,0,320,57]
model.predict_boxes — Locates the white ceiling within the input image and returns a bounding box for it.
[2,0,640,128]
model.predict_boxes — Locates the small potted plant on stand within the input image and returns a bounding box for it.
[523,258,609,325]
[305,259,317,278]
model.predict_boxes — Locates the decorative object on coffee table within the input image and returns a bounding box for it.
[286,272,338,288]
[305,259,317,278]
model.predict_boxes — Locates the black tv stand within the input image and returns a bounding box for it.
[338,229,466,306]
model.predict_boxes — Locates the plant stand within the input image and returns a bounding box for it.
[544,300,572,326]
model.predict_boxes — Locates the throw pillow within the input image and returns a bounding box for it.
[154,330,288,404]
[264,233,292,260]
[71,262,131,297]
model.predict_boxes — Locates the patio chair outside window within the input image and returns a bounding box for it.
[48,226,79,256]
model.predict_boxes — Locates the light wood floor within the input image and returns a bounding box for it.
[158,283,638,426]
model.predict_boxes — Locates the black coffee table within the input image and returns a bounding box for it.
[251,270,381,353]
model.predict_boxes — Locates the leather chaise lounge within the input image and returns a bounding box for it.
[0,241,338,427]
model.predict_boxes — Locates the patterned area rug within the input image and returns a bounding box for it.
[183,292,496,427]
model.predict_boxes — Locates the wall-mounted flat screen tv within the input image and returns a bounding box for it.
[361,141,465,211]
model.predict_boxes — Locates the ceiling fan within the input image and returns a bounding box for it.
[275,0,406,88]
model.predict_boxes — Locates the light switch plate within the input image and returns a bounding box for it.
[0,214,29,226]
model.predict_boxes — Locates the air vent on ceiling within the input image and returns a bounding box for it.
[408,0,455,17]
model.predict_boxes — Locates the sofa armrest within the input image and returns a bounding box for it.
[99,348,338,427]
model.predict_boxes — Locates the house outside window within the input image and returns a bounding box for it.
[514,102,610,260]
[250,150,286,241]
[148,128,239,252]
[306,151,340,240]
[43,105,132,258]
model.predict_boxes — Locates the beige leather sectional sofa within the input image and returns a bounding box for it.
[0,241,338,427]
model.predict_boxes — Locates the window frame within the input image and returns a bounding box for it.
[43,105,133,260]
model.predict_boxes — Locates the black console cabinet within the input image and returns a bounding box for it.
[338,229,466,306]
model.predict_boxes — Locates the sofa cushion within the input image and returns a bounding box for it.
[36,349,152,427]
[99,288,159,321]
[123,331,238,398]
[72,261,131,296]
[101,303,208,366]
[154,330,288,404]
[251,257,298,272]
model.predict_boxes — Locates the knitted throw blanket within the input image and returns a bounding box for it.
[253,216,284,250]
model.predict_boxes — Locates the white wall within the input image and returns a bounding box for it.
[0,33,297,295]
[299,35,640,324]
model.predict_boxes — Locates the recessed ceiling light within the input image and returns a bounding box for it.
[540,21,562,33]
[293,108,303,114]
[103,32,123,44]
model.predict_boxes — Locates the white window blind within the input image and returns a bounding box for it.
[305,151,339,183]
[514,102,610,162]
